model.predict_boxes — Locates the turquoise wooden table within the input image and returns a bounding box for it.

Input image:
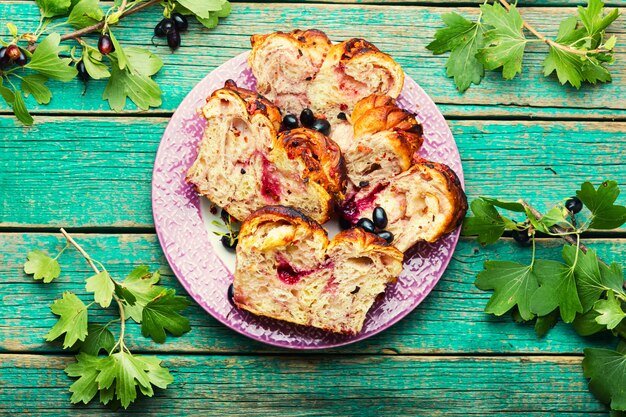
[1,0,625,415]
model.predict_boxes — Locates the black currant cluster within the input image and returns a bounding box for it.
[352,207,394,244]
[512,196,583,245]
[0,45,28,70]
[281,108,331,136]
[153,13,188,50]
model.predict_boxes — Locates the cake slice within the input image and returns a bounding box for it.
[249,29,332,115]
[186,81,346,224]
[308,38,404,117]
[340,158,468,252]
[341,95,423,186]
[233,206,404,334]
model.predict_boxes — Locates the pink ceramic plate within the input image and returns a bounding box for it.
[152,52,464,349]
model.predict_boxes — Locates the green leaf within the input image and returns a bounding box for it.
[573,309,606,336]
[216,1,231,18]
[21,74,52,104]
[37,0,72,17]
[461,199,505,245]
[80,324,115,355]
[68,0,104,28]
[12,90,34,126]
[426,12,485,92]
[65,352,105,405]
[543,46,585,89]
[176,0,224,19]
[0,78,16,103]
[96,352,172,408]
[576,181,626,230]
[85,271,115,308]
[108,31,128,71]
[121,267,162,322]
[141,289,191,343]
[24,249,60,283]
[531,258,583,323]
[563,245,604,312]
[46,291,89,348]
[539,207,568,228]
[476,2,526,80]
[601,262,626,294]
[196,13,219,29]
[83,49,110,80]
[475,260,539,320]
[26,33,78,81]
[124,47,163,76]
[535,310,560,338]
[7,23,18,38]
[103,63,162,112]
[595,291,626,330]
[583,347,626,411]
[479,197,525,213]
[578,0,620,38]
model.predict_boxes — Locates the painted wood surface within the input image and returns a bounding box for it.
[1,233,621,354]
[1,0,625,415]
[0,2,625,119]
[1,116,624,228]
[0,354,609,416]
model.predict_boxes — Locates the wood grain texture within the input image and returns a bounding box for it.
[1,233,621,354]
[0,354,609,415]
[0,2,624,119]
[1,116,624,228]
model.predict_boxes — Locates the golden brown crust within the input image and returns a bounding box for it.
[351,95,424,152]
[276,128,347,199]
[251,29,332,51]
[412,157,468,233]
[220,80,282,132]
[239,205,327,242]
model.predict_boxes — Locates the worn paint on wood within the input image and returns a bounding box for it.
[0,354,608,415]
[1,117,624,227]
[0,2,624,119]
[1,233,620,354]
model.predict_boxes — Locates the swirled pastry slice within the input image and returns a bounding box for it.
[249,29,332,115]
[234,206,403,334]
[308,39,404,117]
[342,95,423,185]
[340,159,468,251]
[186,81,345,224]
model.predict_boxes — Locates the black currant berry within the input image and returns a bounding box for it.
[281,114,299,130]
[356,218,376,233]
[376,230,394,244]
[0,47,9,67]
[220,208,232,223]
[311,119,331,136]
[372,206,388,229]
[565,197,583,214]
[154,20,167,37]
[15,49,27,66]
[337,112,347,121]
[300,108,315,127]
[6,45,20,61]
[512,229,531,246]
[167,29,181,50]
[98,34,114,55]
[76,60,89,82]
[227,283,236,307]
[339,216,352,230]
[221,234,238,250]
[172,13,188,31]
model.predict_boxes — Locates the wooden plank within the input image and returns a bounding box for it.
[1,233,621,354]
[1,116,624,228]
[0,354,608,415]
[1,2,624,119]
